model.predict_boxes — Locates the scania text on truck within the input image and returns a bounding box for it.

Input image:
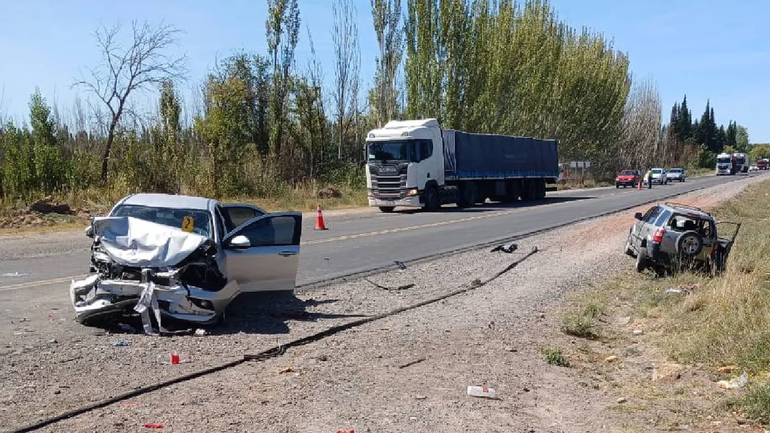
[365,119,560,212]
[716,152,733,175]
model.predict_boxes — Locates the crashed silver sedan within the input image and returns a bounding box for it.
[70,193,302,334]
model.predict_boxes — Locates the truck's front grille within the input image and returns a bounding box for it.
[371,174,407,199]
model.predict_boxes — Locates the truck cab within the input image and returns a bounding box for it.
[365,119,444,212]
[716,153,733,175]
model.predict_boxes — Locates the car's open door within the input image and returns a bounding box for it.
[219,204,268,233]
[221,212,302,292]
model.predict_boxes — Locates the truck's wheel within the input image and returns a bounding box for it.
[519,181,532,201]
[457,183,477,208]
[379,206,395,213]
[423,186,440,212]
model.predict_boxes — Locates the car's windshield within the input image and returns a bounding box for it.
[670,168,682,173]
[367,140,419,162]
[620,170,635,175]
[652,169,663,174]
[111,204,213,238]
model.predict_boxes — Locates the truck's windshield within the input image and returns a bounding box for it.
[367,140,427,162]
[717,157,731,163]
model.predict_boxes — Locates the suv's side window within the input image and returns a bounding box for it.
[641,206,657,222]
[644,206,662,224]
[655,209,672,227]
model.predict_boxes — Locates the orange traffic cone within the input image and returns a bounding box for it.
[314,203,328,230]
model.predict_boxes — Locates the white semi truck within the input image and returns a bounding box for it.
[733,152,749,173]
[716,152,734,175]
[364,119,560,212]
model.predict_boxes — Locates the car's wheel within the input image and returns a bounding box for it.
[676,231,704,257]
[635,249,647,272]
[379,206,395,213]
[423,186,440,212]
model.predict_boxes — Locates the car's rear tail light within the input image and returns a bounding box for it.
[652,228,665,244]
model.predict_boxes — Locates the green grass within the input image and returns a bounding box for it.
[543,348,571,367]
[561,294,606,339]
[728,384,770,424]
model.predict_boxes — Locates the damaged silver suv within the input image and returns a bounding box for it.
[70,193,302,334]
[624,202,740,276]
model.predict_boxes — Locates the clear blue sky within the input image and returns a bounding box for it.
[0,0,767,142]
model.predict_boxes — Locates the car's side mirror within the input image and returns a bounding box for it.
[85,226,94,238]
[227,235,251,249]
[634,212,643,221]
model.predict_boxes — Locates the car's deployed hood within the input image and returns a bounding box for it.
[91,216,209,268]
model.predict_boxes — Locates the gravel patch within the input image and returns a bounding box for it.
[1,174,765,432]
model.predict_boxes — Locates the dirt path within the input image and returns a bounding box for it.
[1,175,764,433]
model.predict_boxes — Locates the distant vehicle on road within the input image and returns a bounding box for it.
[624,202,740,277]
[365,119,560,212]
[749,165,759,172]
[757,158,768,170]
[644,168,668,185]
[733,152,749,173]
[667,167,686,182]
[615,169,641,188]
[71,193,303,332]
[716,153,734,175]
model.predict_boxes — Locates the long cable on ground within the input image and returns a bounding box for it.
[10,248,538,433]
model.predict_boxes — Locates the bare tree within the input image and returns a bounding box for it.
[74,20,187,183]
[332,0,360,159]
[619,76,662,171]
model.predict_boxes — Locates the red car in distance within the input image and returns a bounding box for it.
[615,169,641,188]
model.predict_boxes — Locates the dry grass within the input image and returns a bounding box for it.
[0,182,368,235]
[561,179,770,425]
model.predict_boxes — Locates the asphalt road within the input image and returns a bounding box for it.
[0,173,760,294]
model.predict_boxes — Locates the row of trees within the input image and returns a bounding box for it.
[665,95,751,166]
[0,0,752,202]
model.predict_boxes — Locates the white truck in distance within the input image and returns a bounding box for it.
[733,152,749,173]
[365,119,560,212]
[716,152,734,175]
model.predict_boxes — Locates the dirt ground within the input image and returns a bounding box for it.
[1,175,767,433]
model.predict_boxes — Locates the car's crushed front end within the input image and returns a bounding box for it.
[70,216,240,335]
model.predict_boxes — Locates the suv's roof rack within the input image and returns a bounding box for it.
[665,202,703,212]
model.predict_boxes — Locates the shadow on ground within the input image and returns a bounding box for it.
[219,291,368,335]
[82,291,368,336]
